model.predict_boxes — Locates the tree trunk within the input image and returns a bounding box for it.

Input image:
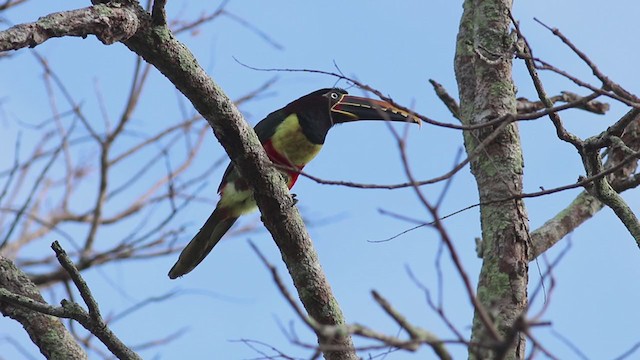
[454,1,529,359]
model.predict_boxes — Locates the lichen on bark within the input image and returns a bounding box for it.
[454,0,530,359]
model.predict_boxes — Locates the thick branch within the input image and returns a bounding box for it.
[113,3,356,359]
[0,4,139,51]
[0,256,87,359]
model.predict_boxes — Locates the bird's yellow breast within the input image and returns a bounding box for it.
[271,114,323,166]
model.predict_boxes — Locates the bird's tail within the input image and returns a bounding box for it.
[168,207,238,279]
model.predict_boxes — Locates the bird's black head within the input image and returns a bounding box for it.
[286,88,419,145]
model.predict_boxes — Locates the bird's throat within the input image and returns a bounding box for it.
[259,114,323,188]
[268,114,323,168]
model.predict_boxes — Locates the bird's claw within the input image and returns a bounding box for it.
[291,193,298,206]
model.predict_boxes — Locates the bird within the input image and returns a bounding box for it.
[168,88,420,278]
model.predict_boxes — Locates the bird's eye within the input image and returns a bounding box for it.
[330,92,339,100]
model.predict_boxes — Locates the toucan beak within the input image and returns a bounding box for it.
[330,95,421,125]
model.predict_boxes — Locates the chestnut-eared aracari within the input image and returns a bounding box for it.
[168,88,419,279]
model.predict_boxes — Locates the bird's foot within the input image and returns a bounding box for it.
[291,193,298,206]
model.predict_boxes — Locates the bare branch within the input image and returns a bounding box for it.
[516,91,608,115]
[51,241,141,360]
[511,14,583,148]
[581,149,640,244]
[534,18,640,104]
[0,122,70,249]
[51,242,101,320]
[428,79,461,121]
[251,241,454,359]
[1,251,142,360]
[0,4,139,52]
[0,0,28,11]
[0,256,87,359]
[371,290,452,360]
[513,13,640,249]
[0,133,21,204]
[384,120,501,343]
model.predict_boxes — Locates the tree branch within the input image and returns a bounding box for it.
[1,242,142,360]
[0,4,139,52]
[0,256,87,359]
[112,3,356,359]
[251,241,453,359]
[512,14,640,255]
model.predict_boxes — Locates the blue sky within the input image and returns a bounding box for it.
[1,1,639,359]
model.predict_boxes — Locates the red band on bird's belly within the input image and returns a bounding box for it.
[263,140,303,189]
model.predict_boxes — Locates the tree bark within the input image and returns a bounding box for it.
[454,1,529,359]
[0,257,87,360]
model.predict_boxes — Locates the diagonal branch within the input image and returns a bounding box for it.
[0,242,142,360]
[512,14,640,252]
[250,241,453,359]
[112,3,357,359]
[581,149,640,244]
